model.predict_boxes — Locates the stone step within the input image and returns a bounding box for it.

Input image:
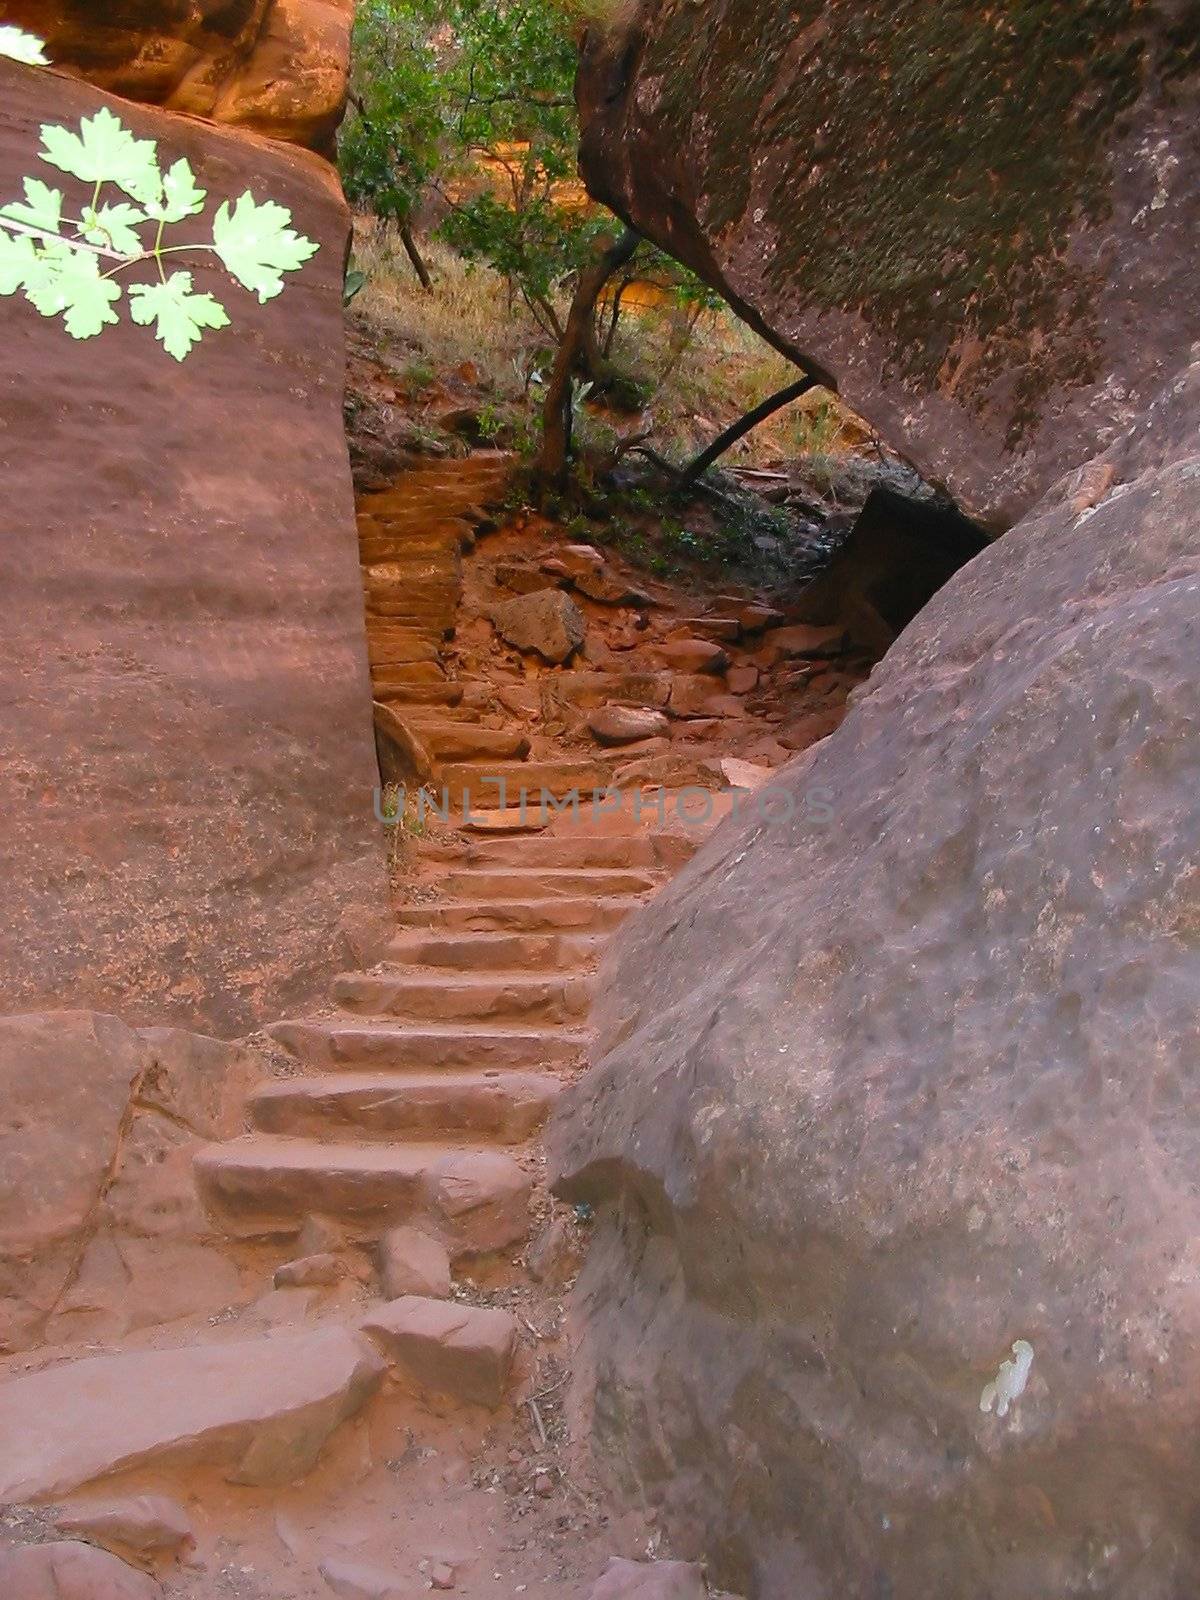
[459,807,549,835]
[394,894,643,933]
[439,866,661,901]
[195,1136,531,1253]
[269,1018,587,1070]
[387,929,605,972]
[374,682,466,707]
[366,629,441,667]
[405,720,532,764]
[371,668,455,699]
[369,660,446,685]
[464,833,663,869]
[0,1326,384,1502]
[432,757,622,810]
[332,969,594,1024]
[248,1069,561,1143]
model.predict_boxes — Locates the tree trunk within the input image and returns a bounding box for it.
[680,376,819,487]
[534,228,640,493]
[398,223,433,292]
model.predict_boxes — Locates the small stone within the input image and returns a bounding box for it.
[533,1470,555,1498]
[273,1253,345,1289]
[651,638,729,674]
[297,1215,348,1256]
[719,757,773,792]
[588,706,671,747]
[56,1493,194,1562]
[0,1541,161,1600]
[490,590,586,665]
[588,1557,708,1600]
[377,1226,452,1301]
[527,1214,581,1285]
[726,665,759,694]
[430,1561,457,1589]
[319,1555,407,1600]
[757,623,848,665]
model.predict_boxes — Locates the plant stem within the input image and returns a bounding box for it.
[0,214,117,259]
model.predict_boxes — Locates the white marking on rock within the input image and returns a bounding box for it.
[980,1339,1034,1419]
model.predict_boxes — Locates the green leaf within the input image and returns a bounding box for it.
[0,25,49,65]
[0,177,63,234]
[211,192,318,303]
[79,201,146,257]
[24,243,122,339]
[128,271,230,360]
[0,229,39,295]
[39,106,162,205]
[144,157,206,224]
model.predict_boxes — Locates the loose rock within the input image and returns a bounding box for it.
[490,590,586,665]
[377,1226,452,1301]
[589,1557,707,1600]
[360,1295,518,1408]
[588,706,672,747]
[0,1541,161,1600]
[651,639,729,675]
[319,1555,407,1600]
[273,1253,345,1289]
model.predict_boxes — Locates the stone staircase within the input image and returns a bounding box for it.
[194,819,691,1266]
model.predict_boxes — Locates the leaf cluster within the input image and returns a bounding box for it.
[0,100,319,357]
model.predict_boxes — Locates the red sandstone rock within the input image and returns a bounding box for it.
[490,590,587,664]
[377,1226,453,1300]
[650,639,729,675]
[55,1495,194,1564]
[576,2,1200,528]
[0,68,383,1033]
[319,1555,407,1600]
[360,1295,518,1408]
[588,1558,707,1600]
[0,1541,161,1600]
[0,1327,384,1499]
[0,1012,253,1353]
[589,706,672,746]
[3,0,354,149]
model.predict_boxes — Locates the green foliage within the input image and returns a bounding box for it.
[0,75,319,357]
[340,0,444,226]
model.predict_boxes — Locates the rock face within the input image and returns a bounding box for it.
[553,353,1200,1599]
[577,2,1200,529]
[4,1,353,149]
[0,1011,256,1353]
[0,64,385,1033]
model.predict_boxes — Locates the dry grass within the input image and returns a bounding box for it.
[350,221,869,466]
[352,225,534,399]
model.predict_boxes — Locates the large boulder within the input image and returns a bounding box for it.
[577,2,1200,529]
[552,353,1200,1599]
[3,1,353,148]
[0,1011,258,1354]
[0,63,385,1032]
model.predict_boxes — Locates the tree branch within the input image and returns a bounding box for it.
[680,376,819,487]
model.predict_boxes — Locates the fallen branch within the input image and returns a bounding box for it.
[679,375,819,487]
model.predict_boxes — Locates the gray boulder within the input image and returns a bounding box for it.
[553,354,1200,1600]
